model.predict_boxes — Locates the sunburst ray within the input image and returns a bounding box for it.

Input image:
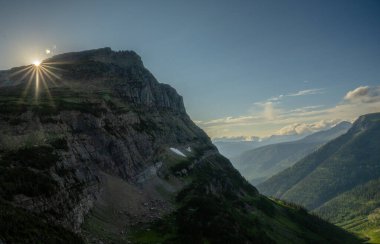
[9,65,33,78]
[38,69,55,107]
[20,68,36,102]
[12,60,65,104]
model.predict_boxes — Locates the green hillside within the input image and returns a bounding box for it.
[258,113,380,243]
[258,113,380,209]
[315,178,380,243]
[232,122,350,185]
[130,154,361,244]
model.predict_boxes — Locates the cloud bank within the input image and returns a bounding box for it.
[196,86,380,139]
[268,88,324,102]
[344,86,380,103]
[275,120,340,136]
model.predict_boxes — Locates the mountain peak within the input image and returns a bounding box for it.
[44,47,144,68]
[0,48,186,113]
[300,121,352,143]
[335,121,352,129]
[350,112,380,132]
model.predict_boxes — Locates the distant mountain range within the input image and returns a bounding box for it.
[232,121,351,185]
[214,133,308,159]
[258,113,380,242]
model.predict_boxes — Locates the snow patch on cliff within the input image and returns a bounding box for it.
[170,148,186,157]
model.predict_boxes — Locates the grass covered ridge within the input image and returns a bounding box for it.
[130,154,362,244]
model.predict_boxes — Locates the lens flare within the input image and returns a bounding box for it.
[8,59,64,104]
[33,60,41,66]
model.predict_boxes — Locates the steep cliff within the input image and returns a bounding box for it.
[0,48,361,243]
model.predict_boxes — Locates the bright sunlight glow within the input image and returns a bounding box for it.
[8,58,62,103]
[33,60,41,66]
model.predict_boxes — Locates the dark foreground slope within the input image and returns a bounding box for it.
[232,122,351,185]
[0,48,360,243]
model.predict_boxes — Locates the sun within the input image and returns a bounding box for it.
[33,60,41,66]
[8,57,63,104]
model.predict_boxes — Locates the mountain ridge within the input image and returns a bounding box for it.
[257,113,380,243]
[258,113,380,209]
[214,133,307,159]
[232,121,351,185]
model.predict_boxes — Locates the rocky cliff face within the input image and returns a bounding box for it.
[0,48,209,234]
[0,48,361,243]
[0,48,220,241]
[46,47,186,113]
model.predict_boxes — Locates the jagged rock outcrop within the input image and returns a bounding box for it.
[48,47,186,113]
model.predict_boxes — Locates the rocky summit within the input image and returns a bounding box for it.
[0,48,361,243]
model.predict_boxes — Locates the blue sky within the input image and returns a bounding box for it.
[1,0,380,138]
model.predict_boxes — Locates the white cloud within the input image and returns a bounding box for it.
[263,102,275,120]
[268,94,284,102]
[287,105,324,114]
[344,86,380,103]
[344,86,368,99]
[275,119,340,136]
[198,115,262,126]
[252,101,279,120]
[212,136,259,142]
[265,88,324,103]
[196,85,380,139]
[287,88,324,97]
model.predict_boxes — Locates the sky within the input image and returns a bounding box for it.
[1,0,380,139]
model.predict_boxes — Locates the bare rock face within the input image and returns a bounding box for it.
[46,47,144,68]
[45,47,186,113]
